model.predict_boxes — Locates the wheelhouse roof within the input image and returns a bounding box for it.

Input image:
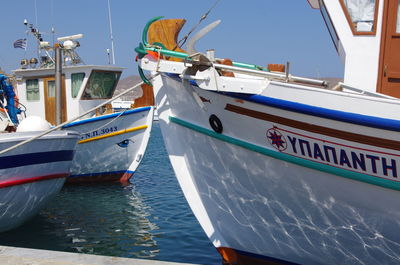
[13,65,125,78]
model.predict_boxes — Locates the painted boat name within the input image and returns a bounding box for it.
[267,127,398,180]
[81,126,118,140]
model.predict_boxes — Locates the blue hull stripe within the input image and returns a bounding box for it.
[0,150,75,169]
[165,73,400,132]
[63,106,151,128]
[224,92,400,132]
[69,170,134,178]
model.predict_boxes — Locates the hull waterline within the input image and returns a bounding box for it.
[0,131,78,232]
[63,106,154,183]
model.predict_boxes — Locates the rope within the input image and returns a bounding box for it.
[0,73,160,155]
[174,0,221,50]
[79,108,126,135]
[145,44,163,71]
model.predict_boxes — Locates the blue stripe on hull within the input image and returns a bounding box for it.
[0,150,75,169]
[63,106,151,128]
[165,73,400,132]
[224,92,400,132]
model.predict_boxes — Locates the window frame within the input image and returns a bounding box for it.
[26,78,40,101]
[339,0,380,35]
[71,72,85,98]
[80,70,121,100]
[394,0,400,36]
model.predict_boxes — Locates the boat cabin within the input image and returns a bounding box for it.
[13,65,123,125]
[308,0,400,98]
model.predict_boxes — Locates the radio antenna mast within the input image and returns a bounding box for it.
[107,0,115,65]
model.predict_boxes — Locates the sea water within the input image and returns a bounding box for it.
[0,122,221,265]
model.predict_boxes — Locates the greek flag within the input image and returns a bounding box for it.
[13,38,27,50]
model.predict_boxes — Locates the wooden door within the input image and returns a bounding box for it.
[43,76,67,125]
[378,0,400,97]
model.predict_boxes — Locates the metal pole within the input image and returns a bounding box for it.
[285,61,290,82]
[55,44,62,125]
[107,0,116,64]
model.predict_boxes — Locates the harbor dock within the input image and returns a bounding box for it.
[0,245,198,265]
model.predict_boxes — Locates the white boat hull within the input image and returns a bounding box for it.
[0,131,78,232]
[63,106,153,183]
[154,74,400,265]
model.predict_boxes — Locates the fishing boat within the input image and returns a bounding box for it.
[14,28,154,183]
[0,74,79,232]
[136,1,400,264]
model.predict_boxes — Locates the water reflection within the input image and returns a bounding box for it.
[0,183,160,258]
[0,123,221,265]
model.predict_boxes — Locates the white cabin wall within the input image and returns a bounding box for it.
[16,79,46,119]
[323,0,383,92]
[64,68,106,120]
[14,65,124,123]
[65,73,74,120]
[64,69,79,120]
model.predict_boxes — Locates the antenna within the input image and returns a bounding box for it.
[51,0,55,48]
[34,0,38,27]
[107,49,111,64]
[107,0,116,65]
[57,34,84,42]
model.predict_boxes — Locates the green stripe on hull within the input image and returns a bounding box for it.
[169,116,400,191]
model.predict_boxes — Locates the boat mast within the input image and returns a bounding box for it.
[107,0,115,65]
[54,44,62,125]
[34,0,40,62]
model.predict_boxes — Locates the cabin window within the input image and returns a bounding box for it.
[47,80,55,98]
[26,79,39,101]
[71,73,85,98]
[81,71,120,100]
[340,0,378,34]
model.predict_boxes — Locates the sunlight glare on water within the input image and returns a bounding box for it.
[0,122,221,265]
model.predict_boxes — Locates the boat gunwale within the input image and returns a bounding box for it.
[63,106,152,128]
[163,73,400,133]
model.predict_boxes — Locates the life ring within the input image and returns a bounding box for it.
[209,114,223,134]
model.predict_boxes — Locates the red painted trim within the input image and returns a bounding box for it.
[0,173,68,189]
[120,172,134,184]
[217,247,298,265]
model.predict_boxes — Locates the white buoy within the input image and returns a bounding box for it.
[17,116,51,132]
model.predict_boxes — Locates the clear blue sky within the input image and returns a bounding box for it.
[0,0,343,79]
